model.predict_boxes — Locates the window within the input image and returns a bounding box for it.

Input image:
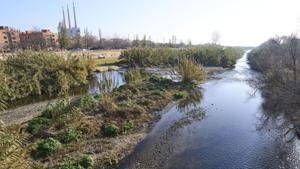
[4,41,8,43]
[3,36,7,39]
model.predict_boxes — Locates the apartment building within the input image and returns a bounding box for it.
[0,26,20,52]
[19,29,58,50]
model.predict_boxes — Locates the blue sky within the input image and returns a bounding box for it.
[2,0,300,46]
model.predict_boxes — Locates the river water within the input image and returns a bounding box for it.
[119,52,300,169]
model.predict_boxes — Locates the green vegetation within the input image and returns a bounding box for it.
[123,120,134,133]
[173,91,188,100]
[94,57,121,66]
[58,24,70,49]
[101,123,119,137]
[57,155,93,169]
[0,52,91,102]
[60,128,81,143]
[105,158,118,167]
[79,95,97,107]
[26,117,50,135]
[34,137,62,158]
[121,46,244,68]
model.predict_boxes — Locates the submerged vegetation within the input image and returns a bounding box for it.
[121,45,243,68]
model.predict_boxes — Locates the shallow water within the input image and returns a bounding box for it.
[119,52,300,169]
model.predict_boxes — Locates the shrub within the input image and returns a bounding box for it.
[173,92,188,99]
[79,95,97,108]
[123,120,134,133]
[41,109,54,119]
[60,128,81,143]
[105,158,118,167]
[101,123,119,137]
[26,117,50,135]
[99,94,117,113]
[58,154,93,169]
[1,51,89,102]
[176,57,206,83]
[34,137,62,158]
[79,154,94,169]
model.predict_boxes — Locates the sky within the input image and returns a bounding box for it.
[2,0,300,46]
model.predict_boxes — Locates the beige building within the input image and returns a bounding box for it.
[0,26,20,52]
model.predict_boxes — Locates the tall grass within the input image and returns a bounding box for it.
[121,45,244,68]
[177,58,206,83]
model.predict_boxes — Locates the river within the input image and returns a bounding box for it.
[119,52,300,169]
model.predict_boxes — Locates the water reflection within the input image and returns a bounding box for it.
[88,70,125,95]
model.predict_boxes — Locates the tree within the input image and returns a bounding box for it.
[57,22,70,49]
[141,35,147,47]
[82,28,97,49]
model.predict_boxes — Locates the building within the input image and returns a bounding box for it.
[0,26,20,52]
[61,3,80,39]
[19,29,58,50]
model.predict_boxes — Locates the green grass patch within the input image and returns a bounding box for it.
[94,57,121,66]
[173,91,188,100]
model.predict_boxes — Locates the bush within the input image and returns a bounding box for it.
[41,109,54,119]
[26,117,50,135]
[80,155,94,169]
[101,123,119,137]
[105,158,118,167]
[173,92,188,99]
[58,154,93,169]
[177,57,206,83]
[60,128,81,143]
[79,95,97,108]
[123,120,134,133]
[1,51,89,102]
[99,94,117,113]
[34,138,62,158]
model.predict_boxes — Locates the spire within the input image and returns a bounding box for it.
[62,7,66,28]
[67,5,71,29]
[73,2,77,28]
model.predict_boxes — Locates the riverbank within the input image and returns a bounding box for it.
[19,70,207,168]
[1,67,227,127]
